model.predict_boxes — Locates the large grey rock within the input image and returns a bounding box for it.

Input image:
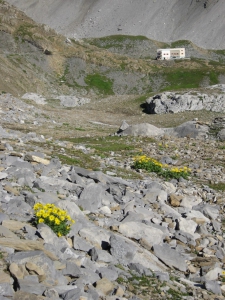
[3,198,33,221]
[97,267,118,281]
[119,123,164,137]
[0,283,14,297]
[56,95,90,107]
[7,251,57,283]
[177,218,197,236]
[73,236,93,252]
[0,225,19,239]
[74,167,132,187]
[61,287,82,300]
[164,121,209,139]
[89,247,115,263]
[205,280,221,295]
[79,226,110,249]
[109,234,137,265]
[153,244,187,272]
[132,247,167,272]
[77,182,108,212]
[62,261,82,277]
[205,267,223,281]
[179,195,202,209]
[17,279,46,295]
[128,263,152,276]
[119,221,165,245]
[217,128,225,141]
[193,203,219,220]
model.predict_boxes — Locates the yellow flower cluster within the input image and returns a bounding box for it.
[33,203,75,236]
[133,155,191,180]
[170,166,191,173]
[134,155,163,167]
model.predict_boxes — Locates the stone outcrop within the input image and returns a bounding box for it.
[145,89,225,114]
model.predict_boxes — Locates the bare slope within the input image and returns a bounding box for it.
[6,0,225,49]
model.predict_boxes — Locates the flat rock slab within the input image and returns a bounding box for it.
[2,220,27,231]
[0,238,57,260]
[153,244,187,272]
[119,221,165,245]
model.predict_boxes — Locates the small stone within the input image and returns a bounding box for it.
[139,238,152,251]
[95,277,115,295]
[25,262,46,282]
[9,263,29,280]
[169,193,181,207]
[0,271,11,283]
[4,185,20,196]
[115,286,124,297]
[188,264,197,274]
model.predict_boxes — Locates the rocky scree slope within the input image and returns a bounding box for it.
[1,96,225,299]
[6,0,225,49]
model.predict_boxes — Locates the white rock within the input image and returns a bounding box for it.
[180,195,202,209]
[178,218,197,236]
[205,267,223,281]
[99,206,111,215]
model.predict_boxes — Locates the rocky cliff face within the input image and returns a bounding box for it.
[6,0,225,49]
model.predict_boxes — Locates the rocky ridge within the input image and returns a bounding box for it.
[1,94,225,299]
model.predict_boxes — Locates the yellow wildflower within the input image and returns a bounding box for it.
[66,215,71,221]
[38,218,44,223]
[49,215,55,222]
[55,218,60,225]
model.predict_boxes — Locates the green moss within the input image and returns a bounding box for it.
[85,73,114,95]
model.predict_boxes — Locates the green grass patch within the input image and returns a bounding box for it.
[214,49,225,56]
[167,288,188,300]
[209,182,225,191]
[15,23,36,40]
[86,35,149,49]
[170,40,192,48]
[75,127,86,131]
[53,148,100,170]
[209,71,219,84]
[85,73,114,95]
[162,69,219,91]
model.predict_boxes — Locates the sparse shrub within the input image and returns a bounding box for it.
[33,203,75,237]
[133,155,191,179]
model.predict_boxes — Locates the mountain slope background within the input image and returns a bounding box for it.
[6,0,225,49]
[0,0,225,99]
